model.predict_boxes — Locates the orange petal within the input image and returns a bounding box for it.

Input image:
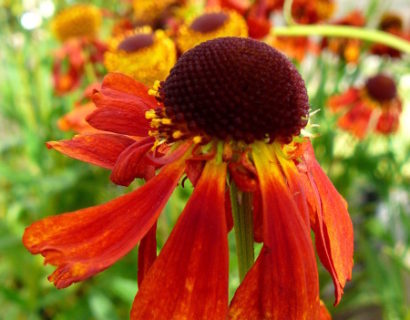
[300,140,353,305]
[320,300,332,320]
[229,142,320,319]
[337,102,372,138]
[131,160,228,319]
[328,88,360,112]
[137,222,157,287]
[110,137,155,186]
[58,103,97,133]
[47,133,135,169]
[23,155,188,288]
[100,73,157,107]
[88,93,152,136]
[88,73,158,136]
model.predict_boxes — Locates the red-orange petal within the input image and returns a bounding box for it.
[47,133,135,169]
[328,88,360,112]
[229,142,320,319]
[300,140,353,305]
[110,137,155,186]
[88,73,157,136]
[100,73,157,107]
[131,160,228,320]
[337,101,373,138]
[88,93,151,136]
[23,155,188,288]
[137,223,157,287]
[320,300,332,320]
[58,102,97,133]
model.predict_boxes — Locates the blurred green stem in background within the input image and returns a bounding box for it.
[280,0,410,54]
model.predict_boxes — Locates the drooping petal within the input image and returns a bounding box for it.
[328,88,360,112]
[299,140,354,305]
[337,102,373,139]
[131,160,228,320]
[88,94,152,136]
[229,142,320,319]
[100,72,157,107]
[110,136,155,186]
[23,154,188,289]
[320,301,332,320]
[58,102,97,133]
[88,73,157,136]
[47,133,136,169]
[137,223,157,287]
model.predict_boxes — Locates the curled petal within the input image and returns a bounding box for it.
[229,142,320,319]
[23,155,188,288]
[47,134,135,169]
[328,88,360,112]
[88,73,157,136]
[299,141,353,305]
[58,103,97,133]
[131,160,228,320]
[100,73,157,107]
[110,137,155,186]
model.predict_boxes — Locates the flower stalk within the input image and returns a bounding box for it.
[278,0,410,54]
[230,181,254,281]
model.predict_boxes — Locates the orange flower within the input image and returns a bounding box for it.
[52,39,107,95]
[371,12,410,58]
[58,83,100,133]
[328,74,402,138]
[24,38,353,319]
[321,10,366,64]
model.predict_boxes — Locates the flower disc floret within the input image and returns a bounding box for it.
[159,37,309,143]
[365,74,397,102]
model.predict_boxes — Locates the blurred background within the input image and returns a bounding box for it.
[0,0,409,319]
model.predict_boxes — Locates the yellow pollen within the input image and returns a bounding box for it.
[153,80,161,90]
[172,131,183,139]
[161,118,172,125]
[151,119,161,128]
[193,136,202,144]
[145,110,157,119]
[148,88,159,96]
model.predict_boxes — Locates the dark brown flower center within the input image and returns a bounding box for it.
[379,13,403,31]
[159,37,309,143]
[366,74,397,102]
[190,12,228,33]
[118,33,154,52]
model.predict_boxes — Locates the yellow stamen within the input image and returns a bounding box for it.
[161,118,172,125]
[193,136,202,144]
[145,110,157,119]
[172,131,183,139]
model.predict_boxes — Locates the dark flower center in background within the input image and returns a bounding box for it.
[190,12,229,33]
[379,13,403,31]
[160,37,309,143]
[118,33,154,52]
[365,74,397,102]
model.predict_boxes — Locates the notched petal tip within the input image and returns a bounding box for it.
[22,155,188,289]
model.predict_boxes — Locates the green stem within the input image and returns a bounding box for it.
[272,25,410,54]
[230,181,254,281]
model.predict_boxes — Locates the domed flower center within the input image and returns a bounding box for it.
[365,74,397,102]
[379,14,403,31]
[190,12,229,33]
[157,37,309,143]
[118,33,154,52]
